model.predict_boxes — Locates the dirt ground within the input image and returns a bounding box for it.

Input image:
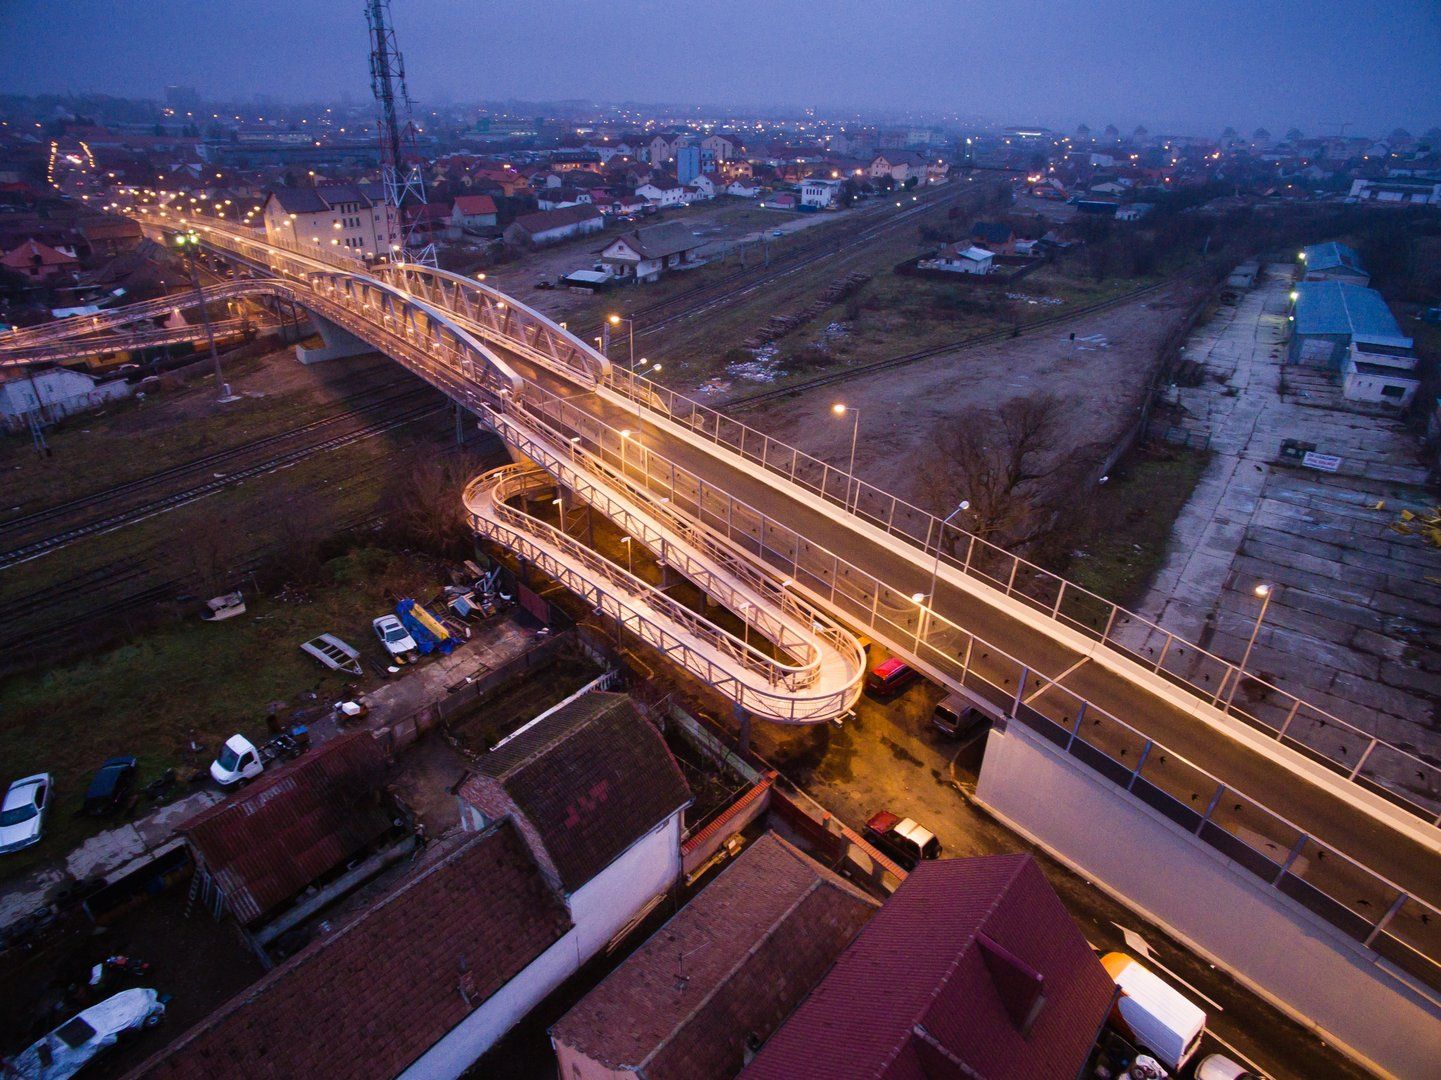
[735,282,1203,509]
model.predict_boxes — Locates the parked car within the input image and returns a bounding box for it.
[82,757,138,816]
[1101,952,1207,1072]
[864,809,941,870]
[0,773,52,854]
[865,656,918,697]
[8,987,164,1080]
[931,694,988,739]
[1195,1053,1264,1080]
[210,735,264,787]
[372,614,419,662]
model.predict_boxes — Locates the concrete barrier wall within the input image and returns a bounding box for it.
[975,721,1441,1080]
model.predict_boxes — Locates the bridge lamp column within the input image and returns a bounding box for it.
[174,230,227,402]
[831,403,861,512]
[620,535,633,575]
[920,499,971,644]
[1226,583,1276,712]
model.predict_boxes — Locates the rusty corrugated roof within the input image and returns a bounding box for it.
[182,731,392,924]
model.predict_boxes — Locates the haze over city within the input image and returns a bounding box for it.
[1,4,1440,1080]
[3,0,1440,133]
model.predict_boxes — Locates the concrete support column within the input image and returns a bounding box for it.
[295,313,372,365]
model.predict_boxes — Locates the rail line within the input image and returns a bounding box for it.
[0,400,447,571]
[0,382,440,539]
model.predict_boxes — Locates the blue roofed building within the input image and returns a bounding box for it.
[1287,281,1411,368]
[1301,242,1369,286]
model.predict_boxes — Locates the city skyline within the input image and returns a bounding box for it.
[1,0,1439,136]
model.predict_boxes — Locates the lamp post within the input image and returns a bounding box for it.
[620,535,633,575]
[1226,583,1276,710]
[552,495,565,534]
[738,600,752,652]
[174,229,226,401]
[609,313,634,367]
[831,403,860,512]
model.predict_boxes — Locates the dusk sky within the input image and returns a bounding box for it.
[2,0,1438,134]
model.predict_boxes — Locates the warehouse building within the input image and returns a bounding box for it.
[1287,281,1411,369]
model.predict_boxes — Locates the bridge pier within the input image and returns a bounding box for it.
[295,313,373,365]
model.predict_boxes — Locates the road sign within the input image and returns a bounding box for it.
[1302,451,1342,473]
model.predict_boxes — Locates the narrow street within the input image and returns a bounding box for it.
[750,671,1372,1080]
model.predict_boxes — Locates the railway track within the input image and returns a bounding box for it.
[721,279,1176,410]
[0,399,447,571]
[572,178,1001,343]
[0,381,439,539]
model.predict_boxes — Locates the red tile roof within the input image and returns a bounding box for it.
[128,822,572,1080]
[1,238,78,269]
[181,731,393,924]
[459,693,690,893]
[551,832,877,1079]
[452,194,497,216]
[741,854,1117,1080]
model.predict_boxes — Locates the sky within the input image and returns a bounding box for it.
[1,0,1438,136]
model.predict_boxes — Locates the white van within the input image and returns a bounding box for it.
[1101,952,1206,1071]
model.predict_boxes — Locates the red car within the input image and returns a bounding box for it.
[864,810,942,870]
[865,656,918,696]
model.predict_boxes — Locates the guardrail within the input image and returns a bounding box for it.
[118,203,1441,990]
[606,364,1441,824]
[4,317,280,366]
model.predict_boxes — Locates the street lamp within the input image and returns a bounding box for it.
[831,403,861,512]
[916,500,970,645]
[1226,583,1276,710]
[620,535,633,575]
[552,495,565,534]
[608,313,635,367]
[174,230,227,401]
[738,600,752,651]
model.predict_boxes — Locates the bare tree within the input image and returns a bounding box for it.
[924,394,1081,552]
[383,452,486,557]
[178,504,249,597]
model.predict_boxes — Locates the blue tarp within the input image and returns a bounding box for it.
[395,599,455,656]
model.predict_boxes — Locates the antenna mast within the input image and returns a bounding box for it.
[366,0,435,266]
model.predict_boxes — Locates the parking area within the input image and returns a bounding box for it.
[1139,269,1441,783]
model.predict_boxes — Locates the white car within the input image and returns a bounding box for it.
[0,773,51,854]
[1196,1053,1264,1080]
[9,987,164,1079]
[210,734,264,787]
[373,614,418,661]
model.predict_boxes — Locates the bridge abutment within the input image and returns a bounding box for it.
[295,313,373,365]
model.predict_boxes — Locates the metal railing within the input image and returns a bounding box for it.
[4,316,281,366]
[605,364,1441,823]
[110,207,1441,990]
[467,465,859,723]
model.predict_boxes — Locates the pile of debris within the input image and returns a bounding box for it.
[743,272,871,348]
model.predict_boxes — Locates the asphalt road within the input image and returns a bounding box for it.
[492,347,1441,934]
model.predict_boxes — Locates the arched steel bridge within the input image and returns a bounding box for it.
[39,209,1441,987]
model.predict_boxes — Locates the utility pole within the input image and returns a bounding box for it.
[175,229,228,401]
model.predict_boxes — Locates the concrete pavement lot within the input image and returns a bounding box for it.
[490,345,1441,923]
[1141,269,1441,773]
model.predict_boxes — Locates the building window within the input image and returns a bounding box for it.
[1380,385,1405,399]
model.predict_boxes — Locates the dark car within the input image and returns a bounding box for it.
[931,694,989,739]
[82,757,138,817]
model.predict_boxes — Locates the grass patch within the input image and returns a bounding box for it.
[0,546,438,884]
[1063,444,1211,608]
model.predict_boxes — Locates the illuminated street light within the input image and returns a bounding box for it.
[1226,583,1277,712]
[831,403,861,512]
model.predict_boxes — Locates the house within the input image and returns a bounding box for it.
[0,364,130,430]
[550,832,879,1080]
[2,238,79,281]
[1115,202,1155,222]
[869,151,927,183]
[77,217,143,258]
[503,204,605,248]
[636,181,687,208]
[933,243,995,275]
[970,220,1015,253]
[128,822,576,1080]
[1348,177,1441,205]
[763,192,798,210]
[1340,342,1420,409]
[742,854,1118,1080]
[800,177,844,209]
[1288,281,1412,367]
[594,192,647,217]
[600,221,706,282]
[702,132,745,162]
[537,187,591,211]
[180,731,396,930]
[727,179,761,198]
[687,173,721,199]
[450,194,498,229]
[1301,242,1369,286]
[646,133,684,165]
[262,183,399,258]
